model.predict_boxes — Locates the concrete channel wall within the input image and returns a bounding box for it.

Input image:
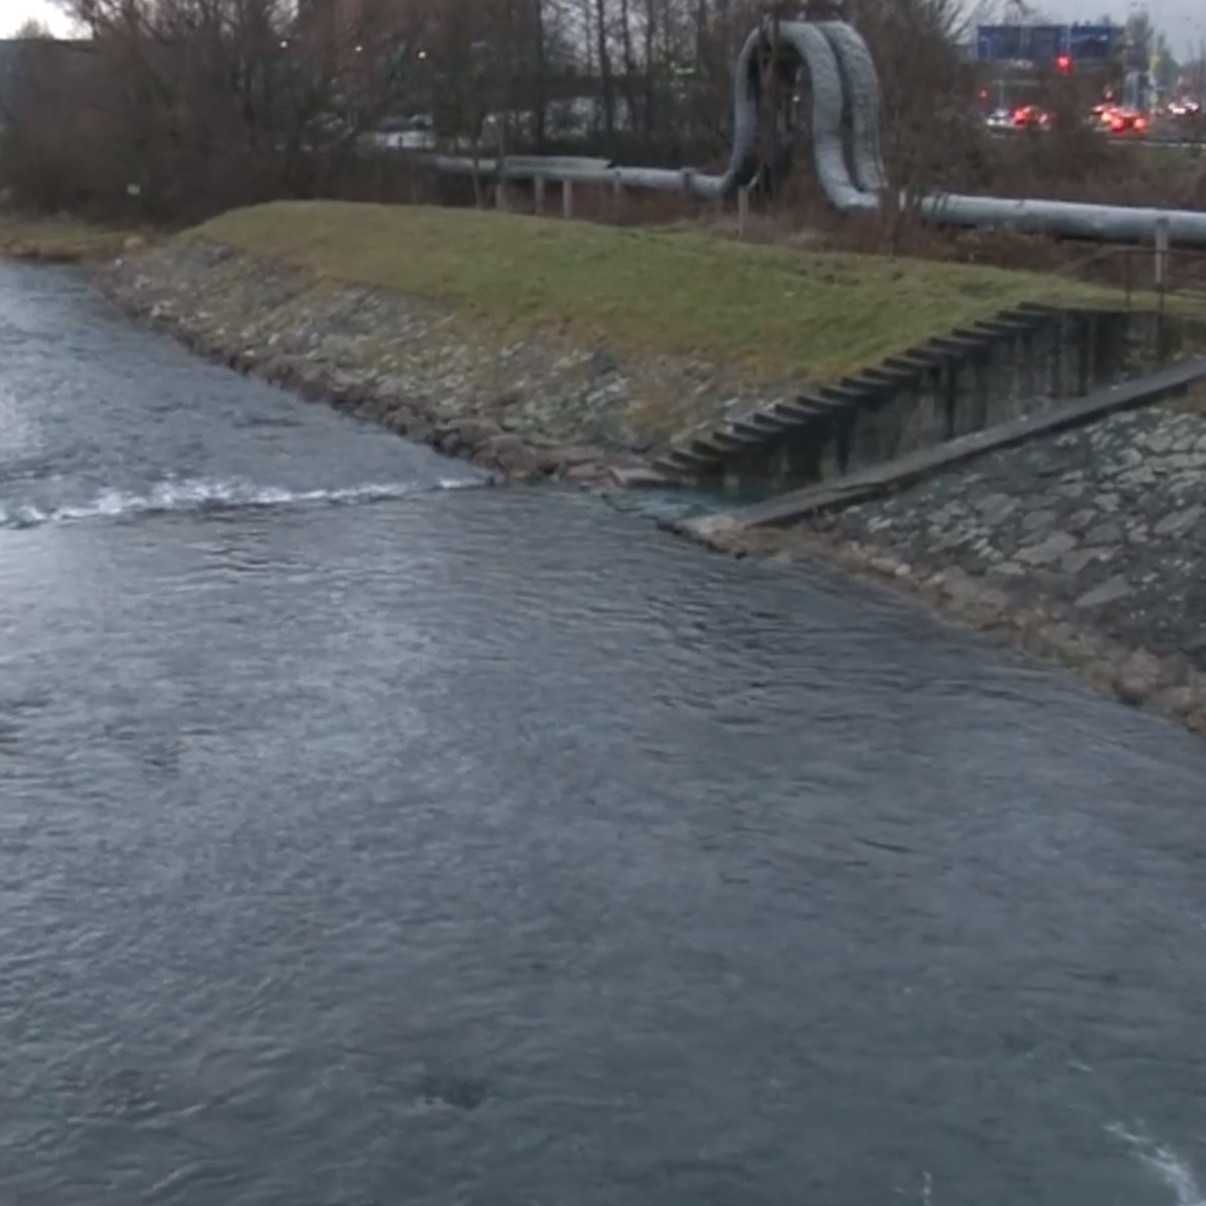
[711,309,1165,494]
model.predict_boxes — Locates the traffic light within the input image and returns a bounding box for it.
[1056,54,1072,74]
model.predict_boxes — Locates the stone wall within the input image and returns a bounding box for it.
[98,239,814,488]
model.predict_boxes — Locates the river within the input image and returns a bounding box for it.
[2,262,1206,1206]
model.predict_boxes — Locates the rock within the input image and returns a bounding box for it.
[1021,508,1058,533]
[545,444,607,469]
[608,465,677,489]
[564,462,605,483]
[1017,531,1077,566]
[589,349,619,377]
[1114,650,1166,705]
[867,555,908,578]
[296,368,330,403]
[977,494,1019,524]
[479,434,547,480]
[1075,575,1134,609]
[1060,549,1100,575]
[1154,505,1204,538]
[1086,520,1123,545]
[328,371,372,409]
[1152,684,1197,719]
[123,235,146,252]
[448,419,503,452]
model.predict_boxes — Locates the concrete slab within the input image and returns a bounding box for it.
[682,357,1206,538]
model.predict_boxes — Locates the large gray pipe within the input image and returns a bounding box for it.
[670,19,880,210]
[431,19,1206,247]
[918,192,1206,244]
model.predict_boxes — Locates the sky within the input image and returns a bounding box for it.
[1,0,1202,56]
[2,0,78,38]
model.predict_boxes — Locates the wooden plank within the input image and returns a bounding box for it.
[771,401,824,422]
[883,354,943,372]
[860,365,921,386]
[928,334,989,353]
[707,431,763,451]
[971,319,1034,337]
[684,357,1206,533]
[797,391,855,414]
[748,412,795,431]
[729,419,775,439]
[687,438,728,460]
[820,385,871,405]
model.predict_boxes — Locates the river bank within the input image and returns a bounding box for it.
[93,200,1118,486]
[0,212,147,262]
[17,200,1206,732]
[695,389,1206,735]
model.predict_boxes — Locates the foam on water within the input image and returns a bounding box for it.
[1107,1123,1205,1206]
[0,476,484,529]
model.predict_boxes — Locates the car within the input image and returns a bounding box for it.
[1167,98,1201,119]
[985,108,1014,132]
[1011,104,1052,131]
[1105,106,1149,136]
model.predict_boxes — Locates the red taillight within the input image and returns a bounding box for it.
[1110,118,1125,132]
[1135,117,1148,131]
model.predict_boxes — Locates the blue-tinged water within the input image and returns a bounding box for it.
[3,263,1206,1206]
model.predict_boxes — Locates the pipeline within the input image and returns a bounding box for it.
[431,19,1206,248]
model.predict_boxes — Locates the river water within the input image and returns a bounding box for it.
[2,262,1206,1206]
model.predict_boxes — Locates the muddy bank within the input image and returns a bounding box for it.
[699,396,1206,735]
[98,238,809,487]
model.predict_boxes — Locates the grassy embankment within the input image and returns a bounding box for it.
[0,213,147,262]
[195,201,1128,385]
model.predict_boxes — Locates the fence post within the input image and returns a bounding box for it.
[611,169,623,218]
[562,178,573,220]
[533,177,545,215]
[1154,216,1170,292]
[1155,216,1170,359]
[737,185,750,240]
[495,160,508,212]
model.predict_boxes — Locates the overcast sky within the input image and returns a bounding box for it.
[3,0,77,38]
[2,0,1202,56]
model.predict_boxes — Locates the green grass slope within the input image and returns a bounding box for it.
[196,201,1122,383]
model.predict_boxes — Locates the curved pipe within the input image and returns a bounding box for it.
[679,20,878,209]
[817,20,887,196]
[430,20,1206,247]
